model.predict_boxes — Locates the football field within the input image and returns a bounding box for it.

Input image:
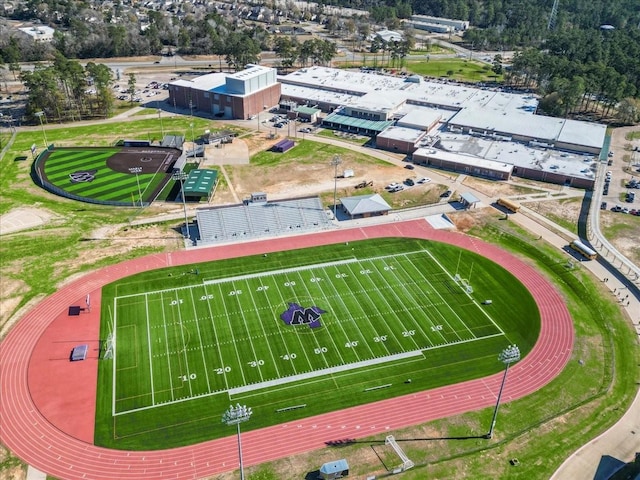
[112,248,504,416]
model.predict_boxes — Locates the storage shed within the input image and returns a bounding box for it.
[319,459,349,479]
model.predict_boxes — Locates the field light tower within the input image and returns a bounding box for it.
[128,166,143,206]
[172,171,190,240]
[34,111,48,148]
[330,154,342,217]
[486,344,520,439]
[222,404,253,480]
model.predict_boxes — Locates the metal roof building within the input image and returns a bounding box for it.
[340,193,391,219]
[183,169,218,200]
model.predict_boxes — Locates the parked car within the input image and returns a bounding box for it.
[385,183,399,190]
[404,164,415,170]
[600,201,607,210]
[611,205,623,212]
[417,177,431,184]
[405,178,415,186]
[440,189,452,198]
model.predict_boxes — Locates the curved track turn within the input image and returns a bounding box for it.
[0,220,574,479]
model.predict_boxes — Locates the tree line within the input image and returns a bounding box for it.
[506,28,640,122]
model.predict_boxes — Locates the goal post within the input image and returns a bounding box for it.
[385,435,414,471]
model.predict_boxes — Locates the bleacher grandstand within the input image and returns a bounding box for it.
[196,196,332,245]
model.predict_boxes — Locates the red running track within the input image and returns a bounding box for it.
[0,220,574,479]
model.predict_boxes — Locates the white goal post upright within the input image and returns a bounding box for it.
[104,319,115,360]
[385,435,414,471]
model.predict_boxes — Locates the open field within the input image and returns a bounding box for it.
[97,237,539,450]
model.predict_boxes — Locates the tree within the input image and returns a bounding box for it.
[224,33,260,71]
[492,54,503,75]
[616,98,640,124]
[127,73,137,104]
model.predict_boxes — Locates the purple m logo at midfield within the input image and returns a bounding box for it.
[280,303,326,329]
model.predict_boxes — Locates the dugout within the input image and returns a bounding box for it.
[319,459,349,479]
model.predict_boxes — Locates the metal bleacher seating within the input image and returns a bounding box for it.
[196,196,332,246]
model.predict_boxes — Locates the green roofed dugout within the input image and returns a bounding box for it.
[183,169,218,201]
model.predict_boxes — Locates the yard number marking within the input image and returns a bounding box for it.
[314,347,328,354]
[248,360,265,367]
[280,353,297,360]
[215,366,231,374]
[179,373,197,381]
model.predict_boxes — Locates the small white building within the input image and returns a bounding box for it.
[19,25,55,43]
[375,30,403,43]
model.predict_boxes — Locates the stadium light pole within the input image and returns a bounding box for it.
[330,154,342,217]
[222,404,252,480]
[486,344,520,439]
[34,111,48,149]
[128,166,143,206]
[157,103,165,138]
[172,171,190,240]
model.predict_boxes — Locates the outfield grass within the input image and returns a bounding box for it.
[96,237,539,450]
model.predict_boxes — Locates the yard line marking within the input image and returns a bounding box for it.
[269,274,314,373]
[368,258,434,347]
[346,260,420,351]
[391,256,451,343]
[232,280,264,383]
[188,289,212,393]
[113,330,503,415]
[144,293,155,406]
[245,279,282,379]
[316,265,379,359]
[216,282,247,386]
[202,285,230,391]
[159,292,176,402]
[409,248,477,338]
[292,270,350,366]
[327,264,396,356]
[173,291,194,398]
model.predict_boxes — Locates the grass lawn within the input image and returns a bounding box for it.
[96,237,539,450]
[406,59,502,83]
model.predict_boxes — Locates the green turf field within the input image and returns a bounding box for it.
[39,147,169,205]
[96,238,540,450]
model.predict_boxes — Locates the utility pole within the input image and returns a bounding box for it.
[330,154,342,217]
[172,171,190,241]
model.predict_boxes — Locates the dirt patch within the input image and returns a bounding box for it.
[0,446,26,480]
[462,176,546,198]
[525,197,582,232]
[600,211,640,265]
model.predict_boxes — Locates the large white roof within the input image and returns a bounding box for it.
[557,119,607,150]
[450,108,565,142]
[279,66,603,153]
